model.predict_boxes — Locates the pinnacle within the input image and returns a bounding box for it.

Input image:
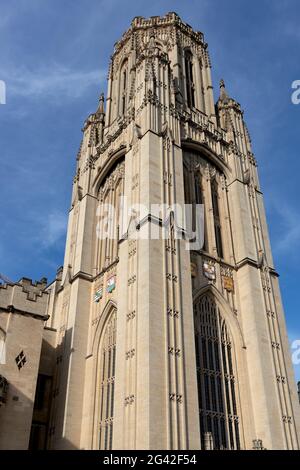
[219,79,229,102]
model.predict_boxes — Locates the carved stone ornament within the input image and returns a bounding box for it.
[222,275,234,292]
[203,262,216,280]
[107,276,116,293]
[94,287,103,303]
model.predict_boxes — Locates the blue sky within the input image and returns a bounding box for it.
[0,0,299,380]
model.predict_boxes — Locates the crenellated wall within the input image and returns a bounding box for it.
[0,279,49,449]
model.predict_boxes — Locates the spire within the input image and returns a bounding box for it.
[95,92,105,145]
[218,78,242,114]
[96,92,105,118]
[219,79,229,102]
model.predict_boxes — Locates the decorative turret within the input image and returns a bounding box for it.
[96,92,105,118]
[94,92,105,144]
[218,78,241,109]
[216,78,253,159]
[219,78,229,103]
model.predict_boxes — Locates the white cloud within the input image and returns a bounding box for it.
[0,11,12,29]
[40,211,67,248]
[279,18,300,41]
[3,63,105,100]
[273,203,300,254]
[289,333,300,382]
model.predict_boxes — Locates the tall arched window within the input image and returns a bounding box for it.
[98,310,117,450]
[183,163,206,252]
[0,328,6,365]
[185,51,195,108]
[194,173,207,252]
[97,160,125,272]
[211,179,223,258]
[194,173,203,205]
[194,294,241,450]
[119,60,128,116]
[192,173,204,247]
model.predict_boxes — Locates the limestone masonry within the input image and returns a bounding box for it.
[0,13,299,450]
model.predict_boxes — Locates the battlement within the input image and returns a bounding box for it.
[0,277,49,319]
[18,276,48,292]
[113,12,204,55]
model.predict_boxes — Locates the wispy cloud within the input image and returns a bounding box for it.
[39,210,67,248]
[0,13,11,28]
[3,63,105,100]
[289,330,300,382]
[272,203,300,254]
[281,21,300,40]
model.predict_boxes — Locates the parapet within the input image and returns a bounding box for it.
[113,12,205,55]
[0,277,49,319]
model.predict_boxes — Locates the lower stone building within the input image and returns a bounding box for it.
[0,278,51,449]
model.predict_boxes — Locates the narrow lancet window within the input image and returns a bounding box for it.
[185,51,195,108]
[194,173,203,205]
[211,179,223,258]
[120,60,128,116]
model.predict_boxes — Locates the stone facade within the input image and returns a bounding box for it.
[0,12,299,450]
[0,278,49,449]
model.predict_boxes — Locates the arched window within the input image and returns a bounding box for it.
[211,179,223,258]
[192,172,203,242]
[185,51,195,108]
[119,60,128,116]
[97,160,125,272]
[194,294,241,450]
[0,328,6,365]
[194,173,203,205]
[183,164,206,252]
[183,165,191,205]
[194,173,207,251]
[98,310,117,450]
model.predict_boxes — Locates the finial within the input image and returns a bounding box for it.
[96,93,105,115]
[98,93,105,114]
[219,79,229,102]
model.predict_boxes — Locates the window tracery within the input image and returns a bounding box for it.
[98,310,117,450]
[194,294,241,450]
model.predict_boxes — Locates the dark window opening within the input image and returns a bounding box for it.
[185,52,195,108]
[29,374,53,450]
[211,180,223,258]
[121,65,128,116]
[34,374,47,410]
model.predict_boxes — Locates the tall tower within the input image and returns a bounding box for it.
[46,13,300,450]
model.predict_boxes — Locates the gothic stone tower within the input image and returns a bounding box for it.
[45,13,300,450]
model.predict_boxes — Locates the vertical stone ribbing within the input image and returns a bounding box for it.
[43,13,300,452]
